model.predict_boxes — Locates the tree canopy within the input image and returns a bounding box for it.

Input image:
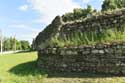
[20,40,30,50]
[62,5,94,22]
[0,37,31,51]
[102,0,125,11]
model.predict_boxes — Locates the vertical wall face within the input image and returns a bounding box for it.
[60,9,125,37]
[35,16,63,49]
[37,42,125,74]
[35,9,125,49]
[36,9,125,74]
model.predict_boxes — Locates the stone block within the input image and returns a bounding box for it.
[37,41,125,74]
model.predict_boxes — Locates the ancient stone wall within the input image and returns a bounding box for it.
[60,9,125,37]
[35,16,63,49]
[36,9,125,74]
[37,42,125,74]
[35,9,125,49]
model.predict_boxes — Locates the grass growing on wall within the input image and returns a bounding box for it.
[51,27,125,47]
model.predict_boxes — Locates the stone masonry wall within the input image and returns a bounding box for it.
[35,16,63,49]
[35,9,125,49]
[60,9,125,37]
[37,42,125,74]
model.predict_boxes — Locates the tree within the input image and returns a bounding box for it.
[9,37,14,50]
[20,40,30,50]
[73,8,84,20]
[62,12,74,22]
[31,38,36,50]
[102,0,125,11]
[115,0,125,8]
[16,40,22,50]
[62,5,94,22]
[86,5,93,13]
[0,35,31,51]
[3,38,11,51]
[3,37,22,51]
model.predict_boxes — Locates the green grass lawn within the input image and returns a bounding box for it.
[0,52,125,83]
[0,52,47,83]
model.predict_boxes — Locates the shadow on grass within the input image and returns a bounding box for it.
[9,61,125,78]
[9,61,46,76]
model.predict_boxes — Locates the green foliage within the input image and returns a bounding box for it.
[102,0,125,11]
[2,37,31,51]
[116,0,125,8]
[3,38,11,51]
[31,38,36,51]
[3,37,19,51]
[51,28,125,47]
[16,40,22,50]
[20,40,30,50]
[62,5,94,22]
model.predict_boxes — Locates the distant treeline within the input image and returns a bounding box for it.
[0,37,30,51]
